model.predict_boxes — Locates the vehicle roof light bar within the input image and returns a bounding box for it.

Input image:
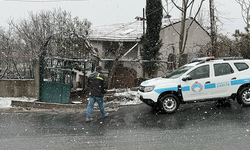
[193,56,215,62]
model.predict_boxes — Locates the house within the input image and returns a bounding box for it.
[89,21,144,88]
[88,18,210,86]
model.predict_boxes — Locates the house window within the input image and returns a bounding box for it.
[104,61,124,70]
[104,61,113,70]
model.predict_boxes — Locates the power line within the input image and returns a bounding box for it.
[3,0,90,2]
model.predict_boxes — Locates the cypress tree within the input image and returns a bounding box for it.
[141,0,163,78]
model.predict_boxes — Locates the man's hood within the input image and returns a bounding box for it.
[89,71,99,79]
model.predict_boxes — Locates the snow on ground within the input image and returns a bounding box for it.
[0,97,37,108]
[0,89,141,108]
[112,89,142,106]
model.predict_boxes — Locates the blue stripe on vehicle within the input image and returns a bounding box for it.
[231,78,250,85]
[154,87,178,94]
[205,83,216,89]
[182,86,190,92]
[153,77,250,95]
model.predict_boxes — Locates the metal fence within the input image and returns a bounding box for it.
[0,56,35,79]
[43,57,94,71]
[0,51,204,88]
[99,59,175,88]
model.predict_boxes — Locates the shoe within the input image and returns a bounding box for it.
[86,118,93,122]
[102,113,109,118]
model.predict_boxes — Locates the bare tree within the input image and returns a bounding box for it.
[235,0,250,28]
[166,0,205,66]
[51,8,92,58]
[0,29,14,78]
[0,27,32,79]
[196,8,209,28]
[9,10,54,57]
[2,8,95,80]
[234,0,250,58]
[8,8,93,59]
[107,43,124,88]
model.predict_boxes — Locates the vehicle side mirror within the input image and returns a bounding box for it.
[182,75,192,81]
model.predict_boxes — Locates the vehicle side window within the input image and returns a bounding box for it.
[214,63,234,76]
[234,63,249,71]
[188,65,209,80]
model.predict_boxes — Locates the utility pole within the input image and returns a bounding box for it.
[209,0,217,57]
[143,8,145,36]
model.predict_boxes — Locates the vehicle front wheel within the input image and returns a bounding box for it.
[159,94,180,114]
[237,87,250,106]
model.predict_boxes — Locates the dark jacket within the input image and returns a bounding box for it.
[87,71,108,97]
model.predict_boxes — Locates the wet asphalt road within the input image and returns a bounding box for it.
[1,100,250,150]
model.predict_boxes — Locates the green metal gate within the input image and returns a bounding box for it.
[39,57,94,104]
[41,67,71,104]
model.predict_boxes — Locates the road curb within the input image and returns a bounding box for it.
[11,100,87,110]
[10,100,121,113]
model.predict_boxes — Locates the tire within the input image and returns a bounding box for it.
[159,94,180,114]
[237,87,250,106]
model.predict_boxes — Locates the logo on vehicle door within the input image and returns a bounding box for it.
[191,81,203,93]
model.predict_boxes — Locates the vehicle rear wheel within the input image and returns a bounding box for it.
[159,94,180,114]
[237,87,250,106]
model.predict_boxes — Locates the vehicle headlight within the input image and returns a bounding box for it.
[144,85,155,92]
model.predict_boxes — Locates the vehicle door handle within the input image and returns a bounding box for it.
[205,81,211,84]
[231,77,236,80]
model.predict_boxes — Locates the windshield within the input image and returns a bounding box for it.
[164,66,193,78]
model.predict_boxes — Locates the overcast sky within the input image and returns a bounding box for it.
[0,0,246,37]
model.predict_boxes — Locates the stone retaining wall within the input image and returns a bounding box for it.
[0,59,39,98]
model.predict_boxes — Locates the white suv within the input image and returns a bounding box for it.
[138,57,250,113]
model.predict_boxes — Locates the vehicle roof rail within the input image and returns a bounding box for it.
[215,57,244,60]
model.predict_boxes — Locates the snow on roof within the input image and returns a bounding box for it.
[89,19,183,42]
[89,18,184,42]
[89,21,144,42]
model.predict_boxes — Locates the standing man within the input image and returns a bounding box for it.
[86,66,108,122]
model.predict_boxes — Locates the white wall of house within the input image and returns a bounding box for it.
[90,40,145,78]
[90,41,104,57]
[160,20,210,62]
[158,19,211,77]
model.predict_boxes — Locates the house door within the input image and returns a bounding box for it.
[41,68,71,104]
